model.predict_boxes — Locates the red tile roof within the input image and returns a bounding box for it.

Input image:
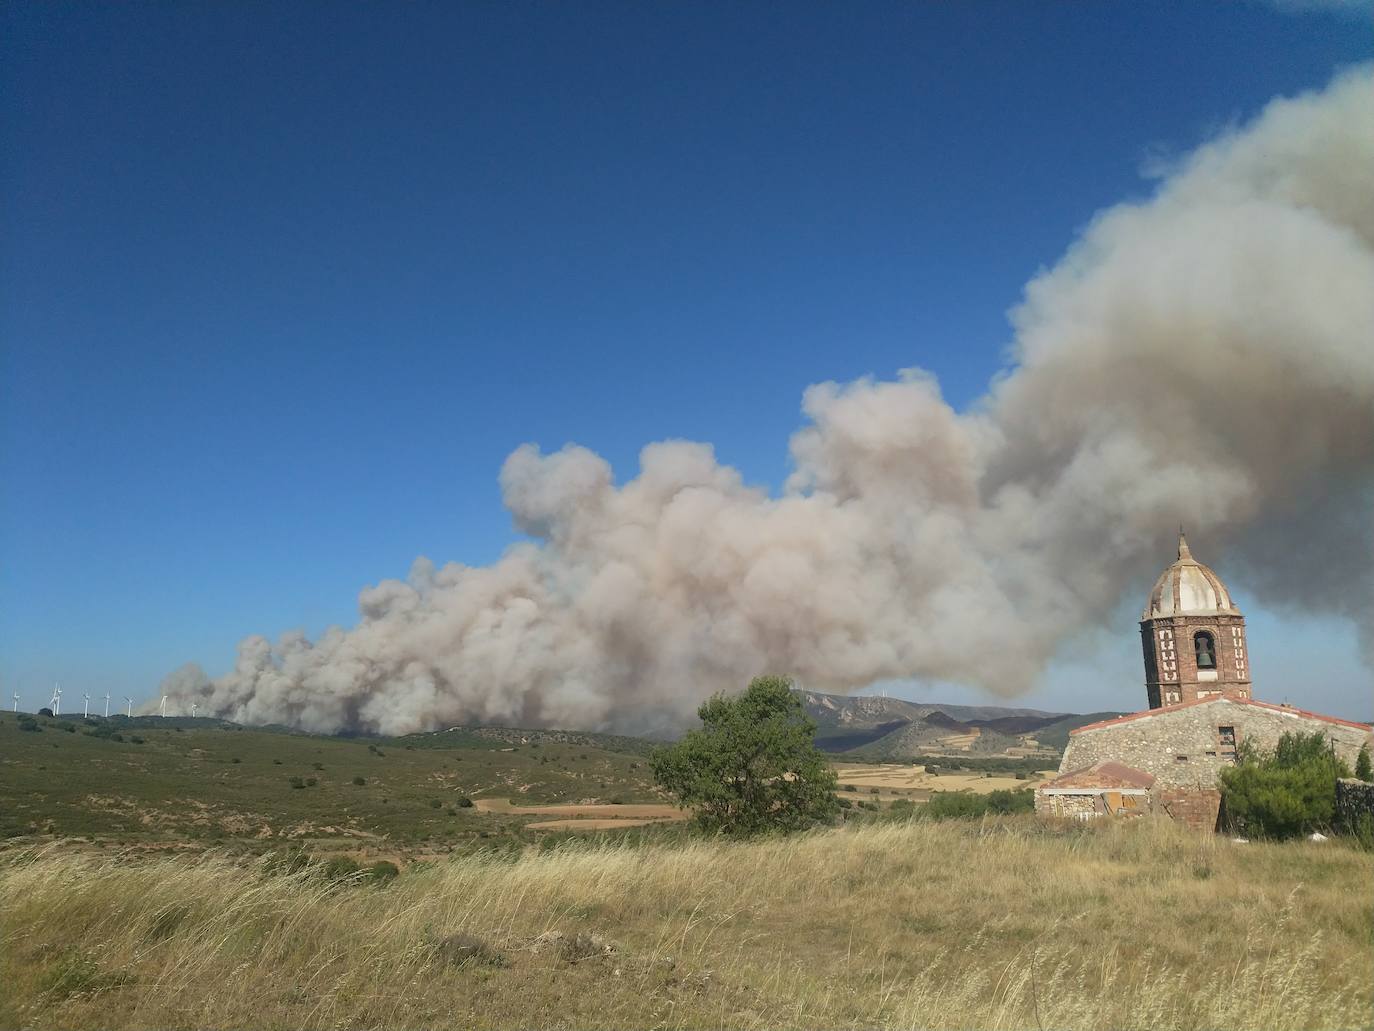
[1041,761,1155,790]
[1070,695,1373,736]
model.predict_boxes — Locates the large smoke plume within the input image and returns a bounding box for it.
[165,68,1374,736]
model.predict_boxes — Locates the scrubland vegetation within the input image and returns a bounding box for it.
[0,712,661,848]
[3,816,1369,1031]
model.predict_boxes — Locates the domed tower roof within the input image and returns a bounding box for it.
[1142,532,1239,619]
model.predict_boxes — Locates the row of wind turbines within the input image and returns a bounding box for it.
[10,685,199,720]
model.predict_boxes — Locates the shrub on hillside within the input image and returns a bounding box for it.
[1219,731,1351,840]
[367,860,399,884]
[320,856,361,881]
[1356,745,1372,783]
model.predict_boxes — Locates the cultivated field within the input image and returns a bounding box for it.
[2,817,1368,1031]
[832,761,1052,801]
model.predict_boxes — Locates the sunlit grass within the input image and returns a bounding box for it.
[2,816,1369,1030]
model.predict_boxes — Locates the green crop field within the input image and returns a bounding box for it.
[0,712,665,857]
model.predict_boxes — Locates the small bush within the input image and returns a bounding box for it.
[430,799,442,809]
[433,932,506,968]
[273,759,283,765]
[320,856,361,881]
[312,762,324,771]
[455,795,474,808]
[305,777,317,787]
[367,860,400,884]
[1356,745,1372,783]
[231,757,242,763]
[264,848,312,875]
[352,776,366,786]
[288,777,305,789]
[130,735,144,744]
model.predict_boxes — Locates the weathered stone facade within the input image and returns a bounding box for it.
[1034,760,1154,820]
[1062,697,1373,790]
[1035,791,1103,819]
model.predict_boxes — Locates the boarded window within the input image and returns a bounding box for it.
[1218,726,1236,746]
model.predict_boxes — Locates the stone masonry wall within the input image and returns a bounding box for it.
[1335,778,1374,828]
[1060,699,1373,793]
[1035,792,1101,819]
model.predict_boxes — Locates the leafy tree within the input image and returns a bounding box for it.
[1220,730,1350,840]
[1355,744,1372,783]
[651,675,838,835]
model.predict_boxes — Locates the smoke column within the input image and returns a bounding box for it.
[164,68,1374,736]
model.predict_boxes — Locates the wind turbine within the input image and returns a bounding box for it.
[50,683,61,716]
[103,693,110,718]
[191,702,198,719]
[124,696,134,718]
[159,695,167,717]
[11,693,18,713]
[83,693,90,718]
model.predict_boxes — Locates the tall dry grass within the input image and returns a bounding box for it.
[2,816,1370,1030]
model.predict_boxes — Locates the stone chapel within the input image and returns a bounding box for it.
[1036,532,1372,829]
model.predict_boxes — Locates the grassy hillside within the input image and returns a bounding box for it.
[2,817,1368,1030]
[0,712,663,852]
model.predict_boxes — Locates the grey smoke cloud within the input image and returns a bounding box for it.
[165,68,1374,736]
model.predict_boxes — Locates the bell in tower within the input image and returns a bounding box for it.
[1139,532,1253,709]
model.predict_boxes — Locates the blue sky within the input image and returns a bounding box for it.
[2,3,1370,719]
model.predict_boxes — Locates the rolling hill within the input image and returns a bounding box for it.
[797,690,1124,761]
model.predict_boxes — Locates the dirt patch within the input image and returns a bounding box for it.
[474,798,683,820]
[525,818,673,830]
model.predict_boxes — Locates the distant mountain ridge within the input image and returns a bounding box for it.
[795,690,1124,759]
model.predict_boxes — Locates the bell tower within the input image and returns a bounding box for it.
[1140,532,1252,709]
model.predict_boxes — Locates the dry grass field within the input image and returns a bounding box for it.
[3,816,1369,1031]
